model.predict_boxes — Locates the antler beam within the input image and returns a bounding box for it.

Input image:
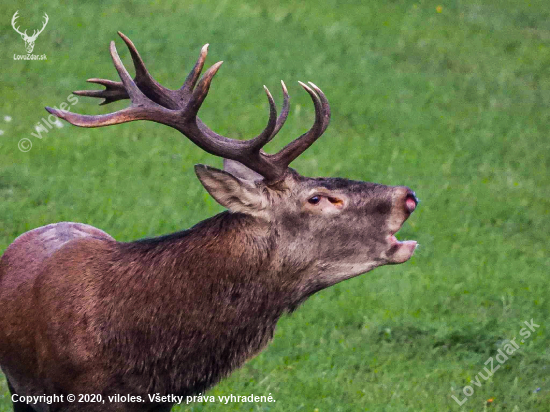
[46,32,330,183]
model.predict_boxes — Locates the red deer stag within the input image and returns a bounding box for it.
[0,32,418,411]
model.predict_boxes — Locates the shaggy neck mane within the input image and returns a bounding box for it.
[94,212,296,396]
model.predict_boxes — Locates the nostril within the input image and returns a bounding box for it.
[405,194,417,213]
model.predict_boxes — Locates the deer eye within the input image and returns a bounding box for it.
[308,196,321,205]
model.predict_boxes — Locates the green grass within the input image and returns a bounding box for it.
[1,0,549,410]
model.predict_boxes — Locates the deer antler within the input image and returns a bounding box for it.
[11,11,27,37]
[46,32,330,183]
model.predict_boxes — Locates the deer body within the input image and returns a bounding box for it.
[0,33,419,411]
[0,216,281,409]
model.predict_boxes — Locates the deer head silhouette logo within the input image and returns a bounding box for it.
[12,11,49,54]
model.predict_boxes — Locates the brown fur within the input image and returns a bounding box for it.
[0,165,417,412]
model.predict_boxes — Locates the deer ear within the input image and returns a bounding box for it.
[223,159,264,182]
[195,164,267,215]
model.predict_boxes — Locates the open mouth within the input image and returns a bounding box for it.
[389,234,417,250]
[387,231,417,264]
[387,191,418,263]
[389,232,417,248]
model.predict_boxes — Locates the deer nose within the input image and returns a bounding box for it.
[396,187,418,214]
[405,193,417,213]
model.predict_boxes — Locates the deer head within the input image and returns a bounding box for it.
[46,32,418,293]
[12,11,49,54]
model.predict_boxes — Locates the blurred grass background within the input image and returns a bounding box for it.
[1,0,549,410]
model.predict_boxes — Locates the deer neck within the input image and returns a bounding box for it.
[107,211,305,394]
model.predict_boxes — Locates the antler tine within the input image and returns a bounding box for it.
[182,61,224,119]
[269,81,290,141]
[181,44,209,94]
[45,106,160,128]
[74,79,128,105]
[117,32,178,107]
[307,82,331,134]
[270,82,326,167]
[85,78,122,88]
[245,86,278,150]
[117,32,151,84]
[109,41,148,104]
